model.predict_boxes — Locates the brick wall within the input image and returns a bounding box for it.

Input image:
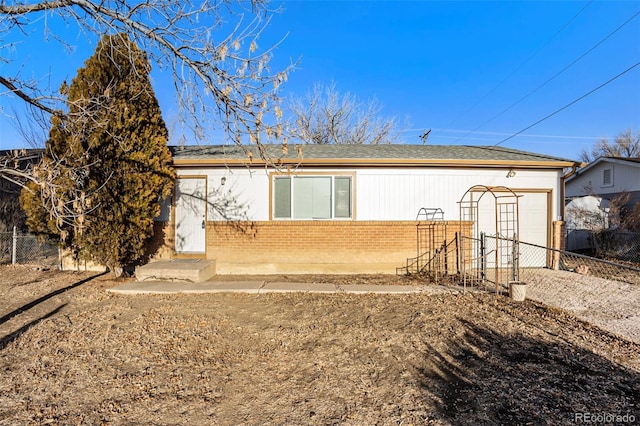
[150,219,472,274]
[204,220,467,274]
[552,220,566,251]
[152,220,571,275]
[148,221,174,261]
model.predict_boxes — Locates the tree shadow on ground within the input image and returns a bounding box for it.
[419,317,640,425]
[0,272,105,326]
[0,304,66,351]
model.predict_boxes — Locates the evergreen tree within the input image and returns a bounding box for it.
[21,34,175,273]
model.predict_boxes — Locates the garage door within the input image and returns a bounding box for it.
[516,192,549,248]
[474,190,550,268]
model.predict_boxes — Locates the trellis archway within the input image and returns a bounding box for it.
[458,185,521,294]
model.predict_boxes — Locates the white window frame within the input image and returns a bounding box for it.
[272,174,353,220]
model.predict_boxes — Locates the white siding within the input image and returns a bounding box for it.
[355,168,560,223]
[566,161,640,198]
[176,166,562,246]
[177,168,270,220]
[616,164,640,193]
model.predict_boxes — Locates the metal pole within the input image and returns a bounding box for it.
[12,226,17,265]
[443,238,448,277]
[512,233,519,282]
[480,232,486,283]
[455,231,460,275]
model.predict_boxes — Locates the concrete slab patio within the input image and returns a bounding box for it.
[107,280,427,295]
[135,260,216,283]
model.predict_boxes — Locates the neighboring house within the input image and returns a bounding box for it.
[565,157,640,208]
[0,176,24,232]
[150,144,579,274]
[0,149,43,232]
[565,156,640,252]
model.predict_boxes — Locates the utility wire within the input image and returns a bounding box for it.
[402,127,609,140]
[494,61,640,147]
[461,8,640,142]
[448,1,593,127]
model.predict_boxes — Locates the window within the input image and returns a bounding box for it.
[273,175,352,219]
[602,167,613,187]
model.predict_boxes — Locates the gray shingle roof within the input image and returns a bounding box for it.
[170,144,576,165]
[601,156,640,164]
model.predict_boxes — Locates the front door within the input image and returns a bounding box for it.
[175,177,207,254]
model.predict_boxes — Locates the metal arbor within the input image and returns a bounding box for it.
[458,185,521,295]
[397,207,456,282]
[415,208,448,281]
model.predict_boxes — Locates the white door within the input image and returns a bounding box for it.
[175,177,207,253]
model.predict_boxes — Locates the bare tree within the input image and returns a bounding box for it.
[580,129,640,163]
[287,82,405,145]
[0,0,291,150]
[9,104,49,149]
[1,0,294,232]
[0,149,42,188]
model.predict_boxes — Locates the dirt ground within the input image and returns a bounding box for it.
[0,266,639,425]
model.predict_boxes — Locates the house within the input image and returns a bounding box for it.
[565,157,640,208]
[564,156,640,252]
[149,144,579,274]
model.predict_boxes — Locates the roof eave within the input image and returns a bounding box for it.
[565,157,638,183]
[172,157,577,168]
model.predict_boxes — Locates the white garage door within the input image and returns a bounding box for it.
[516,192,549,248]
[474,190,550,268]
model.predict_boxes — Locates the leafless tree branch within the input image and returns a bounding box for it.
[1,0,292,154]
[580,129,640,163]
[287,82,405,144]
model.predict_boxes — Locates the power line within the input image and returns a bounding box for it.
[423,134,583,144]
[448,1,593,127]
[494,61,640,147]
[461,8,640,142]
[402,127,613,140]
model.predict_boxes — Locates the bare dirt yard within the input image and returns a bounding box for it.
[0,266,639,425]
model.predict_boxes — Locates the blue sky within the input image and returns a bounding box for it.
[1,1,639,161]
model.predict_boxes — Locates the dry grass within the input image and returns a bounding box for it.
[0,266,639,425]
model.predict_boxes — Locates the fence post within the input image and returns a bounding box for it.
[512,233,519,282]
[480,232,486,282]
[459,233,465,276]
[12,226,17,265]
[442,238,448,278]
[454,232,460,275]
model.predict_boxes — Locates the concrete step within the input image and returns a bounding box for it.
[136,259,216,283]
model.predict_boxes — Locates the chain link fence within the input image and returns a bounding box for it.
[0,228,59,267]
[518,238,640,286]
[567,227,640,264]
[458,234,640,296]
[592,230,640,264]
